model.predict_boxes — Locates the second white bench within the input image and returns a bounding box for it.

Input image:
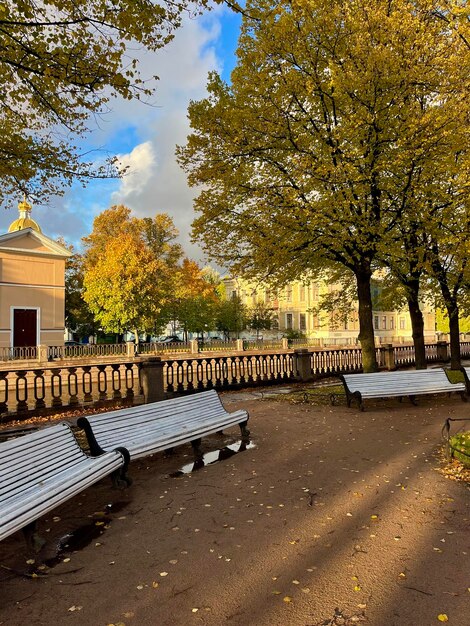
[340,368,466,410]
[77,390,250,467]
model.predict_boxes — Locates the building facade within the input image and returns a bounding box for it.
[223,276,436,344]
[0,199,71,349]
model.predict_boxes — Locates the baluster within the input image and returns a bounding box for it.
[0,371,8,415]
[166,359,175,394]
[229,356,238,386]
[82,366,93,404]
[213,357,222,389]
[176,361,185,393]
[205,359,214,389]
[67,367,79,407]
[246,357,254,384]
[219,357,228,388]
[15,370,28,413]
[267,354,276,381]
[50,368,63,409]
[196,360,205,390]
[111,364,122,400]
[238,356,246,385]
[97,365,108,405]
[124,363,135,401]
[186,359,195,392]
[33,369,46,410]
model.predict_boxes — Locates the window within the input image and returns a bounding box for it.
[299,286,306,302]
[299,313,306,330]
[286,313,293,329]
[311,286,319,300]
[382,316,387,330]
[286,286,293,302]
[399,317,405,330]
[374,316,379,330]
[272,317,279,330]
[390,317,394,330]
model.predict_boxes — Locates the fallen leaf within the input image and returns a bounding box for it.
[437,615,449,622]
[283,596,292,603]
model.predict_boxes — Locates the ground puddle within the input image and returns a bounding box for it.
[169,440,256,477]
[38,501,129,571]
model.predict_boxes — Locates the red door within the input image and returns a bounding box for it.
[13,309,37,347]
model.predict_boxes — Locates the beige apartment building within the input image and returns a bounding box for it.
[0,198,71,349]
[224,276,436,344]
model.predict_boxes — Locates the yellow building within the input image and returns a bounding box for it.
[0,198,71,349]
[224,276,436,345]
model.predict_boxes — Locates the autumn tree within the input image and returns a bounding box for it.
[0,0,221,204]
[165,259,221,339]
[178,0,469,372]
[63,246,97,340]
[82,205,183,340]
[83,234,162,340]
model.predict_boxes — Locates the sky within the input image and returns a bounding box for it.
[0,3,243,265]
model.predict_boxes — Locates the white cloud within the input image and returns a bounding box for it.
[114,142,157,200]
[108,13,223,262]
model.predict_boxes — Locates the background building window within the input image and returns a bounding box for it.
[374,316,379,330]
[400,317,405,330]
[382,316,387,330]
[286,313,293,329]
[299,313,306,330]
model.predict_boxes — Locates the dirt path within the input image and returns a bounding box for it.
[0,393,468,626]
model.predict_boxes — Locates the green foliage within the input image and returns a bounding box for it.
[247,300,275,338]
[215,295,247,338]
[178,1,469,372]
[449,432,470,468]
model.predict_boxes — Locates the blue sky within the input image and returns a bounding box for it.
[0,4,242,264]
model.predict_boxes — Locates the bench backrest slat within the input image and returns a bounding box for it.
[0,423,86,502]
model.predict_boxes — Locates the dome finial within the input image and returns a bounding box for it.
[8,195,41,233]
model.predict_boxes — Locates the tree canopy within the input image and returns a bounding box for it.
[0,0,219,205]
[82,205,183,338]
[178,0,470,371]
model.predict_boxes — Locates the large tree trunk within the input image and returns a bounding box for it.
[447,302,461,370]
[407,281,426,369]
[355,268,378,373]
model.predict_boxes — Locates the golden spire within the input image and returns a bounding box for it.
[8,195,42,233]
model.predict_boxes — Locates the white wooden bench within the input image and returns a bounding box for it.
[77,390,250,467]
[0,422,129,550]
[339,368,467,410]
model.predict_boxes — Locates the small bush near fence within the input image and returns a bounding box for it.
[449,432,470,468]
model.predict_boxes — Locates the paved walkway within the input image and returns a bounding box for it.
[0,392,468,625]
